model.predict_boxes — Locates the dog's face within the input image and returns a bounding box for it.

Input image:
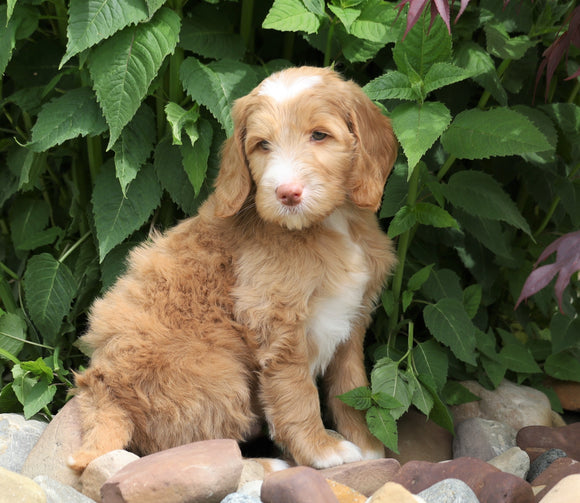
[213,67,398,229]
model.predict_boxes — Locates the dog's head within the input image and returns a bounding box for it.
[213,67,398,229]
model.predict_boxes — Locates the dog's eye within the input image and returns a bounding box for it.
[258,140,270,151]
[311,131,327,142]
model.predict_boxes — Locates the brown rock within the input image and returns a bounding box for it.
[538,474,580,503]
[81,449,140,502]
[544,379,580,412]
[0,467,46,503]
[391,457,534,502]
[451,380,553,430]
[20,398,83,491]
[517,423,580,462]
[321,458,401,497]
[387,409,452,463]
[368,482,421,503]
[101,439,243,503]
[326,479,366,503]
[531,458,580,501]
[261,466,339,503]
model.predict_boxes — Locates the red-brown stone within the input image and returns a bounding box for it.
[516,423,580,462]
[261,466,339,503]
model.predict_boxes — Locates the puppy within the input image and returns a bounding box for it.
[69,66,397,471]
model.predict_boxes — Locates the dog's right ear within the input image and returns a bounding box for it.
[213,99,253,218]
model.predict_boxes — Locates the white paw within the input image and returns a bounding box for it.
[361,445,385,460]
[311,440,363,469]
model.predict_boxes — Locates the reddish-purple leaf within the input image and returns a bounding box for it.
[516,230,580,313]
[432,0,451,33]
[454,0,471,23]
[398,0,430,39]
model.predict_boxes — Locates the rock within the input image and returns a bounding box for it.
[34,475,96,503]
[80,450,140,502]
[530,457,580,501]
[544,379,580,412]
[237,459,265,490]
[221,494,261,503]
[0,466,46,503]
[417,478,479,503]
[538,473,580,503]
[517,423,580,462]
[238,480,263,499]
[487,447,530,479]
[20,399,83,491]
[450,380,553,430]
[321,458,401,497]
[527,448,567,482]
[0,413,47,473]
[101,439,243,503]
[391,457,535,502]
[326,479,366,502]
[387,409,452,463]
[368,482,424,503]
[453,418,517,461]
[261,466,338,503]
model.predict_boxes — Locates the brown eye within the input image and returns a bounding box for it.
[258,140,270,151]
[311,131,327,142]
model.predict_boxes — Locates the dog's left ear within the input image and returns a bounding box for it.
[347,83,398,212]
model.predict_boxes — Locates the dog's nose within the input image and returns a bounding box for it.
[276,183,303,206]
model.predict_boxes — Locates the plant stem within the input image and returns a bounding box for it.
[59,231,92,263]
[86,135,102,184]
[240,0,255,55]
[324,21,336,67]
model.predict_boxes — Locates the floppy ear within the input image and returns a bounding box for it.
[213,99,253,218]
[347,83,398,212]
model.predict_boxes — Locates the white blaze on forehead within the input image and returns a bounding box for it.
[258,74,322,102]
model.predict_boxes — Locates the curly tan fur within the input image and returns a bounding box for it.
[69,66,397,471]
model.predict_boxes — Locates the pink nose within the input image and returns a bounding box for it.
[276,183,303,206]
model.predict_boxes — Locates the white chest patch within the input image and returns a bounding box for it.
[307,211,370,376]
[258,74,322,103]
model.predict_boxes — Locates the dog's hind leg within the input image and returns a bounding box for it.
[68,374,134,472]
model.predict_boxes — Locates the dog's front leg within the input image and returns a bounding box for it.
[258,340,364,469]
[324,328,385,460]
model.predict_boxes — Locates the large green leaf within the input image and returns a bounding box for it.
[364,71,417,102]
[370,359,412,420]
[441,108,551,160]
[388,202,458,238]
[423,62,473,95]
[544,352,580,382]
[262,0,321,34]
[61,0,160,66]
[180,58,258,136]
[12,362,56,419]
[92,162,162,261]
[23,254,77,345]
[182,118,213,196]
[366,406,398,452]
[348,0,399,44]
[423,298,478,365]
[89,7,181,149]
[391,102,451,173]
[338,386,373,411]
[442,171,532,236]
[412,339,448,392]
[484,22,536,61]
[498,343,542,374]
[28,87,107,152]
[0,312,27,359]
[9,198,49,250]
[112,104,156,194]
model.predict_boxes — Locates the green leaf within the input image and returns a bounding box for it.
[366,406,398,453]
[370,359,412,419]
[544,352,580,383]
[165,102,200,146]
[28,87,107,152]
[0,312,27,359]
[348,0,398,44]
[328,4,361,32]
[61,0,155,66]
[12,363,56,419]
[371,392,403,409]
[89,7,181,149]
[481,355,506,388]
[393,12,451,78]
[407,264,435,292]
[92,161,162,261]
[441,108,551,160]
[391,102,451,172]
[180,58,258,136]
[414,203,459,230]
[9,198,49,250]
[485,22,536,61]
[419,375,454,433]
[499,343,542,374]
[550,314,580,354]
[380,162,408,219]
[364,71,417,102]
[23,254,77,345]
[412,339,448,391]
[423,62,473,94]
[21,357,54,383]
[179,3,246,60]
[112,103,156,195]
[0,5,18,76]
[338,386,373,410]
[409,373,434,416]
[455,210,514,259]
[441,381,481,405]
[442,171,532,236]
[463,284,482,319]
[262,0,321,34]
[421,268,463,301]
[181,119,213,196]
[388,205,416,238]
[423,298,478,365]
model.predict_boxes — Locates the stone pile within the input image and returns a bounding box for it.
[1,379,579,503]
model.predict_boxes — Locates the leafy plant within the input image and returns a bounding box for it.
[0,0,578,458]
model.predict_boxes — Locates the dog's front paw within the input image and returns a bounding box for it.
[310,439,363,469]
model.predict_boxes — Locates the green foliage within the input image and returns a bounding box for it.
[0,0,578,453]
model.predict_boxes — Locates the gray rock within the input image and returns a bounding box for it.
[418,478,479,503]
[238,480,263,499]
[0,413,47,472]
[488,446,530,479]
[34,475,96,503]
[526,448,567,482]
[453,417,516,461]
[221,494,262,503]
